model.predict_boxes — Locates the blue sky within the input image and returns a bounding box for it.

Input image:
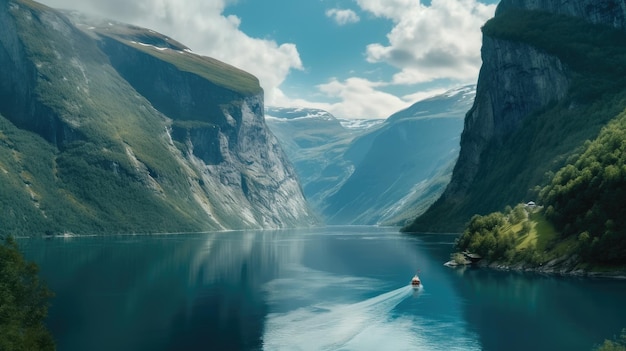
[224,1,395,100]
[40,0,500,118]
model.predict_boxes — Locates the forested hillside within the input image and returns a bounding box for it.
[540,112,626,264]
[434,8,626,267]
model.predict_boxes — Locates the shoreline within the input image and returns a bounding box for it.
[445,258,626,280]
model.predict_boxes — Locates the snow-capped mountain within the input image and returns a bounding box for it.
[266,85,476,226]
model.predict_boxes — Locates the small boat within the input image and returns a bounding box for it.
[411,274,421,287]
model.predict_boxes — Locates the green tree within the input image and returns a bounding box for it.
[0,236,55,350]
[510,204,528,224]
[456,212,517,261]
[595,328,626,351]
[540,116,626,264]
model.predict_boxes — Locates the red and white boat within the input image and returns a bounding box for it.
[411,274,421,287]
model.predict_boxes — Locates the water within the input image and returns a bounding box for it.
[19,226,626,351]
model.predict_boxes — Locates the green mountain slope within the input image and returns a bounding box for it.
[540,110,626,264]
[0,0,316,236]
[0,111,208,235]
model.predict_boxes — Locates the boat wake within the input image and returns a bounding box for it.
[262,266,479,351]
[262,285,416,351]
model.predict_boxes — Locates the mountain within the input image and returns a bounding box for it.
[405,0,626,233]
[323,86,474,225]
[0,0,317,236]
[265,107,379,213]
[266,85,474,226]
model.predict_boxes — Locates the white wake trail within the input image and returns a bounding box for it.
[262,285,414,351]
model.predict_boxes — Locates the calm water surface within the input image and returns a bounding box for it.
[20,226,626,351]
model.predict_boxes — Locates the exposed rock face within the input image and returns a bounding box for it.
[408,0,626,232]
[95,34,315,228]
[188,95,316,228]
[0,0,316,235]
[443,37,570,201]
[452,0,626,202]
[265,107,372,217]
[496,0,626,30]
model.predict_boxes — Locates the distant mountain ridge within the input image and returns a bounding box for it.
[265,107,335,121]
[322,86,474,225]
[265,106,362,214]
[267,85,475,226]
[0,0,317,236]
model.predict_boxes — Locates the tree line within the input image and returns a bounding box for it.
[0,236,55,350]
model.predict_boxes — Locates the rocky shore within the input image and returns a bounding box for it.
[445,253,626,279]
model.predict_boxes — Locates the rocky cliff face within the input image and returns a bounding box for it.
[443,37,570,200]
[93,31,314,228]
[0,0,316,235]
[406,0,626,232]
[496,0,626,29]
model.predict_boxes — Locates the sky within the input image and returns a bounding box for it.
[39,0,500,119]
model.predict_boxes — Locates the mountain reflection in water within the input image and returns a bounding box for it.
[20,227,626,351]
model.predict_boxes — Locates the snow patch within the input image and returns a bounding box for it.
[338,119,384,130]
[444,85,476,99]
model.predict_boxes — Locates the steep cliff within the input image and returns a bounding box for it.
[405,0,626,232]
[0,0,316,236]
[437,38,570,202]
[265,107,360,213]
[496,0,626,29]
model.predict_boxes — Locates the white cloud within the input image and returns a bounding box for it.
[354,0,416,19]
[325,8,360,25]
[402,87,449,104]
[357,0,496,84]
[317,78,409,119]
[271,77,409,119]
[38,0,302,104]
[276,0,496,119]
[37,0,495,119]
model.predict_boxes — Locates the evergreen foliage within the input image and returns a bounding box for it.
[595,329,626,351]
[540,112,626,264]
[456,204,534,263]
[0,113,206,237]
[0,236,54,350]
[455,10,626,266]
[452,203,597,268]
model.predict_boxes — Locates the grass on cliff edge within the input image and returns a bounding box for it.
[517,212,556,251]
[517,212,579,259]
[499,209,577,263]
[121,36,262,96]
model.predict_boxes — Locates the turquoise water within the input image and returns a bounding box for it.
[20,226,626,350]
